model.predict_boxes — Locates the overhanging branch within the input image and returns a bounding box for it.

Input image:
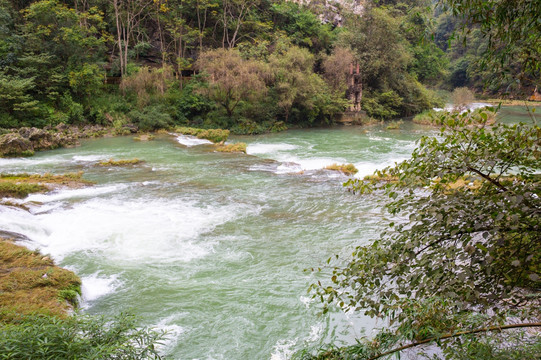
[368,322,541,360]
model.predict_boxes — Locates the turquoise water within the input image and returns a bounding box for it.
[0,107,530,359]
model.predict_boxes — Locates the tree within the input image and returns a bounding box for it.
[269,46,347,124]
[0,313,165,359]
[441,0,541,83]
[322,46,355,93]
[196,48,266,117]
[308,109,541,358]
[111,0,152,76]
[221,0,257,49]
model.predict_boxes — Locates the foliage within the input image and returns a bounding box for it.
[451,86,474,110]
[361,91,403,120]
[0,313,165,359]
[322,47,355,93]
[175,127,230,143]
[129,105,174,131]
[310,109,541,357]
[97,158,143,166]
[215,142,246,153]
[0,182,46,198]
[441,0,541,83]
[324,163,358,175]
[196,48,267,118]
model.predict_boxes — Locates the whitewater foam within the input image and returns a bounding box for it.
[176,134,213,147]
[434,102,491,113]
[1,196,249,263]
[81,272,121,304]
[25,184,127,203]
[270,338,297,360]
[246,143,297,155]
[72,155,111,162]
[353,158,408,179]
[154,315,186,355]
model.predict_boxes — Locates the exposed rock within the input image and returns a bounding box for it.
[55,122,69,132]
[26,127,55,149]
[0,133,34,157]
[123,123,139,133]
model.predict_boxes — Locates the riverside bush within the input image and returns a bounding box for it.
[176,127,230,143]
[0,314,165,360]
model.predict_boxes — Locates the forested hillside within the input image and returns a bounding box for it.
[0,0,452,132]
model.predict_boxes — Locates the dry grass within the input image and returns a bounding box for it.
[97,158,143,166]
[325,163,359,175]
[215,143,247,153]
[0,172,93,198]
[0,239,81,323]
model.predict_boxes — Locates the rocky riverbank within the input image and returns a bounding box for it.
[0,123,139,158]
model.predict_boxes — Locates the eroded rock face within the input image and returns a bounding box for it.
[19,127,55,149]
[0,133,34,157]
[0,126,84,157]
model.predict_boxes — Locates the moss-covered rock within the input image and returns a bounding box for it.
[0,172,94,198]
[97,158,143,166]
[325,163,358,175]
[215,143,247,153]
[175,127,230,143]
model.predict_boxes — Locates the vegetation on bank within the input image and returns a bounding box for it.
[175,127,230,143]
[0,172,93,198]
[97,158,143,167]
[414,107,497,126]
[215,143,247,153]
[324,163,358,175]
[0,238,165,359]
[0,0,457,135]
[0,238,81,322]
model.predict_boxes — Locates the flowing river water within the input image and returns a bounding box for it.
[0,106,532,359]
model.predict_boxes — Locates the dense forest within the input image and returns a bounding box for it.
[2,0,536,133]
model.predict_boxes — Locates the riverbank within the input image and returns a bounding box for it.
[0,124,117,158]
[0,235,81,323]
[0,172,94,321]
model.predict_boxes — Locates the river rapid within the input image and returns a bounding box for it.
[0,107,531,359]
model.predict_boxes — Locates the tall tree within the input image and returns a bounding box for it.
[196,48,266,117]
[111,0,152,76]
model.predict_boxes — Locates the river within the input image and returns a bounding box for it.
[0,106,532,359]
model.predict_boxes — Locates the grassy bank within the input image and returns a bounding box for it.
[0,238,81,323]
[0,172,93,199]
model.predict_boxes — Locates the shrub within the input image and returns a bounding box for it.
[97,158,143,166]
[325,163,358,175]
[0,314,165,359]
[175,127,230,143]
[215,142,247,153]
[129,105,174,131]
[413,109,439,125]
[362,91,403,120]
[452,87,475,110]
[386,120,403,130]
